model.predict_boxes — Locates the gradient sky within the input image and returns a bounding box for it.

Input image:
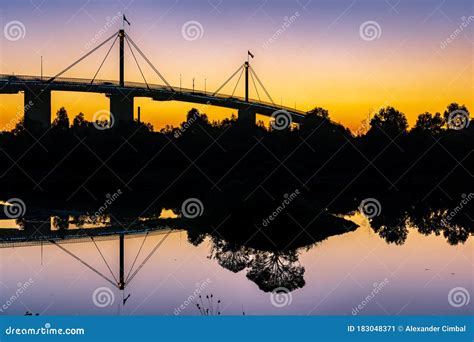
[0,0,473,131]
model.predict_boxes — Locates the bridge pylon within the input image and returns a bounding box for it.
[119,29,125,87]
[244,61,249,102]
[24,89,51,131]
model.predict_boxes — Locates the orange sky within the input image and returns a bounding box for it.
[0,1,472,132]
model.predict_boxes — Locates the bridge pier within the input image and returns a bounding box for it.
[108,94,134,125]
[238,108,256,125]
[24,89,51,130]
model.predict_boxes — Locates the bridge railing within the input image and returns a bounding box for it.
[0,74,307,115]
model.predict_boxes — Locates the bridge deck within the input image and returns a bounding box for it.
[0,74,307,121]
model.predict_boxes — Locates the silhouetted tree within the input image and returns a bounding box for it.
[367,106,408,137]
[443,103,470,129]
[52,107,70,131]
[11,118,25,136]
[413,112,444,134]
[72,112,88,128]
[307,107,329,119]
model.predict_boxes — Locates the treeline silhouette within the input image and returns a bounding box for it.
[0,102,471,198]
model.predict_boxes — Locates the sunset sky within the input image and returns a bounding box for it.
[0,0,472,131]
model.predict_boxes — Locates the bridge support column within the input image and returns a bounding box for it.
[238,108,256,126]
[108,94,134,125]
[24,89,51,130]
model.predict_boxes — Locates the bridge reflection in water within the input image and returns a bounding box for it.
[0,215,177,293]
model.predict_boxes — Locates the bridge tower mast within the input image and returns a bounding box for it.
[119,29,125,87]
[244,61,249,102]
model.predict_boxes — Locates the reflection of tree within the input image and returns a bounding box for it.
[408,209,445,237]
[52,216,69,230]
[370,215,408,245]
[187,230,206,246]
[209,238,250,273]
[246,250,305,292]
[443,224,470,245]
[16,218,26,230]
[370,199,473,246]
[71,215,86,228]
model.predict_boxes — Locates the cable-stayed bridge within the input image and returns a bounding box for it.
[0,28,308,129]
